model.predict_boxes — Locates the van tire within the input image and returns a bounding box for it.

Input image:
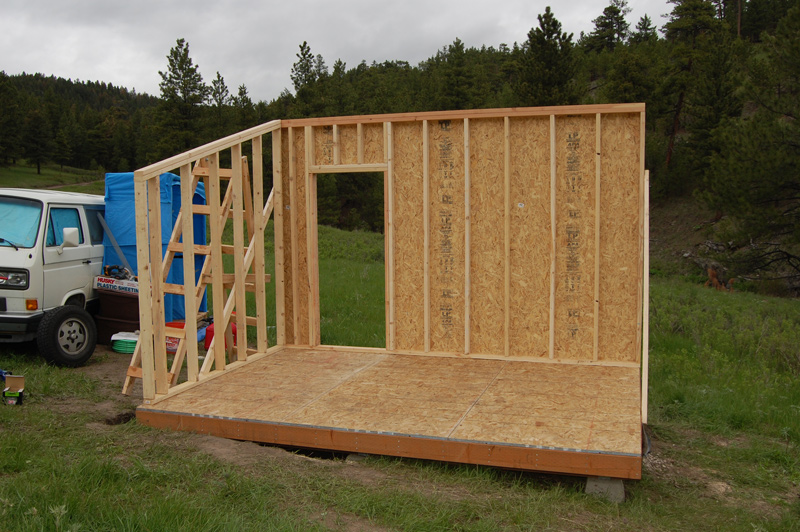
[37,306,97,367]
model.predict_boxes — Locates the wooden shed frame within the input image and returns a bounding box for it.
[130,104,649,479]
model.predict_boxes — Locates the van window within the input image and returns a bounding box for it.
[85,206,105,245]
[46,208,84,247]
[0,196,42,248]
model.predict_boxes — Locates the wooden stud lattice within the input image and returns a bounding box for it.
[128,106,647,412]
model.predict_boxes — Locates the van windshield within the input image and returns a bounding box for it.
[0,196,43,249]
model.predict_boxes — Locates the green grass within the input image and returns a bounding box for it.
[2,181,800,529]
[649,277,800,446]
[0,161,102,190]
[317,225,385,347]
[2,269,800,529]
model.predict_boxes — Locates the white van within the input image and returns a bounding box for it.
[0,189,104,366]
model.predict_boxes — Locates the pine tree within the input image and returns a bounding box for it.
[22,109,54,174]
[291,41,316,92]
[157,38,209,156]
[518,7,577,106]
[663,0,721,173]
[704,6,800,282]
[232,84,256,130]
[584,0,632,52]
[0,71,23,165]
[441,38,471,110]
[630,15,658,43]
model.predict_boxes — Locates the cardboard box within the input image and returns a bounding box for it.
[93,276,139,294]
[3,375,25,405]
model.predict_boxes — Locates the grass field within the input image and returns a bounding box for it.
[0,161,103,191]
[0,176,798,529]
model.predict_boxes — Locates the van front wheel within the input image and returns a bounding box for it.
[37,306,97,367]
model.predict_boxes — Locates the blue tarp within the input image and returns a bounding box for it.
[103,172,207,322]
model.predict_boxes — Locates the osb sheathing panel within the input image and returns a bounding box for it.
[315,126,335,165]
[339,125,358,164]
[363,123,385,164]
[508,117,551,358]
[393,122,425,351]
[280,133,295,343]
[554,115,596,360]
[292,128,310,344]
[428,120,466,353]
[279,108,643,364]
[599,113,641,363]
[468,118,505,356]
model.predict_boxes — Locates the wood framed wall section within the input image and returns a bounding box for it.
[133,107,644,402]
[269,131,285,348]
[231,143,248,360]
[134,178,156,400]
[179,162,200,381]
[277,105,645,369]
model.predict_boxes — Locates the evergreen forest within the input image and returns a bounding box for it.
[1,0,799,290]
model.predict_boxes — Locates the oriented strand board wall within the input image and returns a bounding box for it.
[340,125,358,164]
[292,127,309,344]
[469,118,505,356]
[508,117,551,359]
[280,132,295,343]
[428,120,466,353]
[279,105,644,365]
[554,115,596,360]
[393,122,425,351]
[599,113,642,363]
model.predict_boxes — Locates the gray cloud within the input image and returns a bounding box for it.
[1,0,670,102]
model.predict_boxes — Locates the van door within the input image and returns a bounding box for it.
[84,205,106,267]
[41,205,95,309]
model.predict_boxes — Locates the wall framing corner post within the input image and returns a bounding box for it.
[134,177,156,400]
[463,117,471,355]
[637,111,646,360]
[642,169,650,424]
[423,120,431,353]
[304,126,320,347]
[503,116,511,359]
[594,114,602,362]
[146,177,168,394]
[270,130,286,347]
[549,114,557,360]
[288,127,300,345]
[385,122,396,351]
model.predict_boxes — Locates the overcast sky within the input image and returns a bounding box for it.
[1,0,671,103]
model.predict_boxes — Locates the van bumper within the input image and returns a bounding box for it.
[0,311,44,342]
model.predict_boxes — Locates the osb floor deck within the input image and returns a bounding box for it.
[137,347,643,479]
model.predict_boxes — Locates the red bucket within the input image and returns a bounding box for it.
[204,322,237,350]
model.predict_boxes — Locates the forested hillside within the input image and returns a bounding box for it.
[1,0,798,290]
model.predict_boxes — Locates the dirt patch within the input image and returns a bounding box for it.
[191,435,299,468]
[644,427,792,520]
[75,346,142,397]
[311,506,393,532]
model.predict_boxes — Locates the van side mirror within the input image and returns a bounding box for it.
[57,227,80,255]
